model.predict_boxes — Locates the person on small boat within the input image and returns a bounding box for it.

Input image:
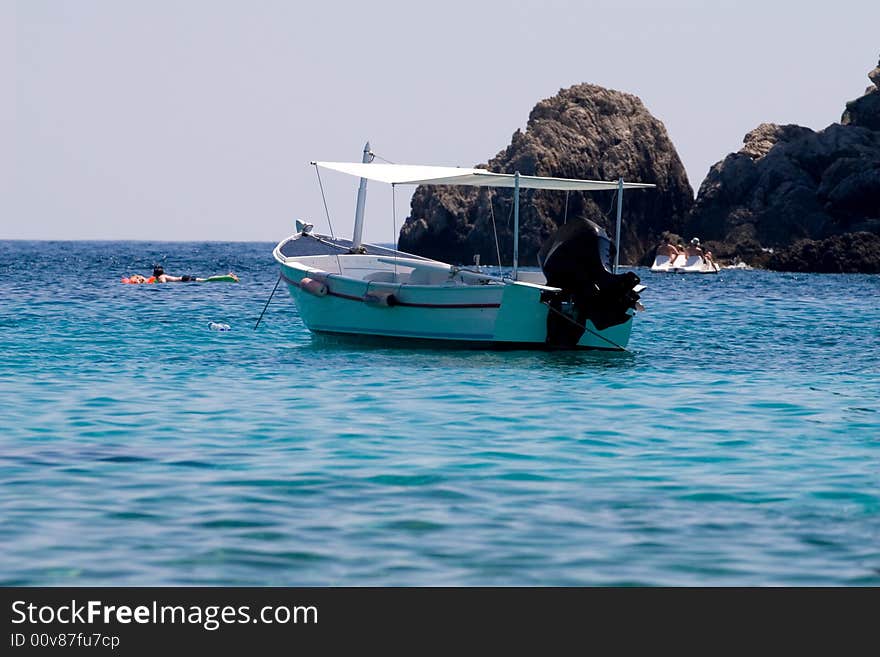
[686,238,704,260]
[704,249,715,266]
[656,239,682,260]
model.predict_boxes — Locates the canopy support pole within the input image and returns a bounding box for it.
[351,141,373,252]
[513,171,520,281]
[614,176,624,274]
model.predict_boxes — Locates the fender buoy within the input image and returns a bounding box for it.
[300,277,328,297]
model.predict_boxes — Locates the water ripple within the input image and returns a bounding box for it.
[0,242,878,585]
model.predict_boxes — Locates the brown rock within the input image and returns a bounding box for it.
[398,84,694,266]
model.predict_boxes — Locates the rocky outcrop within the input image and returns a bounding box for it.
[685,57,880,271]
[397,58,880,272]
[398,84,693,266]
[842,59,880,131]
[768,232,880,273]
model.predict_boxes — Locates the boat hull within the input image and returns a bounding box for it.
[278,262,633,350]
[651,254,720,273]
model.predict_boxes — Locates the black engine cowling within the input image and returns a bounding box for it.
[538,218,641,347]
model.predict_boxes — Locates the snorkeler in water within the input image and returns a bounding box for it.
[121,266,239,284]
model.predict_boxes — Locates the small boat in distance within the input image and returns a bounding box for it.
[651,253,720,274]
[650,237,719,274]
[272,144,655,350]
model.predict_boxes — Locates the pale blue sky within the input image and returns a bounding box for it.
[4,0,878,242]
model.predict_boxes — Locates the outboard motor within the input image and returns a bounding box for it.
[538,218,641,347]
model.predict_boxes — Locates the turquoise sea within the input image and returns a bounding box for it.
[1,240,878,586]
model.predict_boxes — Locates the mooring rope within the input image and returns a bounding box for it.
[254,274,282,330]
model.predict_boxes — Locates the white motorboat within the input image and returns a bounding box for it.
[272,144,655,350]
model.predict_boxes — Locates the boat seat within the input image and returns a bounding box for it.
[651,255,672,271]
[681,255,704,270]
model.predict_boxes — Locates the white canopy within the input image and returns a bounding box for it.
[313,161,655,191]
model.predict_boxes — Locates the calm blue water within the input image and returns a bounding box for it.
[1,240,878,586]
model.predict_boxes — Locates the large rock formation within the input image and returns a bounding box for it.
[685,57,880,271]
[398,84,693,266]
